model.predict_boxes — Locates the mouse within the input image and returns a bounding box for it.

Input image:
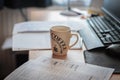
[106,44,120,58]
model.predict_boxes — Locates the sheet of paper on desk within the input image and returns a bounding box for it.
[13,21,82,34]
[13,32,82,51]
[4,56,114,80]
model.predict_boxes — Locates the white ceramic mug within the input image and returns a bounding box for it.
[50,26,79,59]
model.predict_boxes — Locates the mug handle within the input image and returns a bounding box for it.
[69,34,79,49]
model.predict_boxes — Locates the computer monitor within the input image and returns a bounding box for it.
[102,0,120,23]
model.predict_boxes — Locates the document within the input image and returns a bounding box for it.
[13,21,82,34]
[4,56,114,80]
[13,32,82,51]
[12,21,83,51]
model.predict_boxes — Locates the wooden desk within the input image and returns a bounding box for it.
[29,50,120,80]
[29,50,85,63]
[7,10,120,80]
[28,9,86,21]
[28,10,120,80]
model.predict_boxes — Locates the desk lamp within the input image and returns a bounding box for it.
[60,0,82,16]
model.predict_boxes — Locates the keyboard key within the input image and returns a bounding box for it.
[113,30,119,35]
[101,38,111,44]
[105,37,112,43]
[110,32,116,36]
[104,30,111,33]
[98,33,103,38]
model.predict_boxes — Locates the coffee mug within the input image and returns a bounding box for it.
[50,26,79,59]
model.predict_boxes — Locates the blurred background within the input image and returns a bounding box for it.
[0,0,104,79]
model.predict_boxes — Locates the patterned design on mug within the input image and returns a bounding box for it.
[51,33,67,54]
[53,44,58,52]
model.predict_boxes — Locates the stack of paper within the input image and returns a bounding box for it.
[12,21,83,51]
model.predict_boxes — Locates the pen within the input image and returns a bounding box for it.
[17,31,50,33]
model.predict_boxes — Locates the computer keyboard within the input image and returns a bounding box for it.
[87,16,120,46]
[78,16,120,50]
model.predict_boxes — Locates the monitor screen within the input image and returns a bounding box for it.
[102,0,120,23]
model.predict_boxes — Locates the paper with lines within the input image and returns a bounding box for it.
[4,56,114,80]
